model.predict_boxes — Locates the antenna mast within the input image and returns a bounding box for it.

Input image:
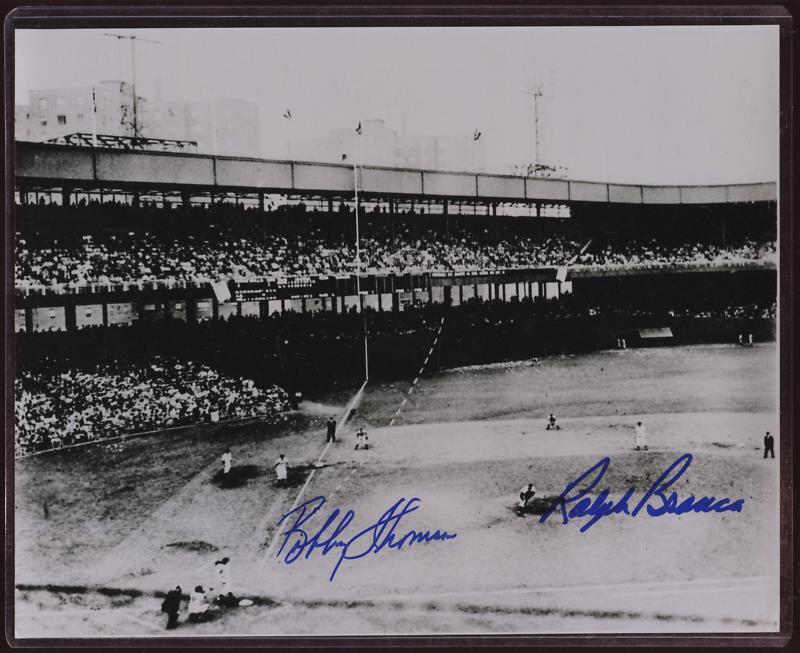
[103,33,164,138]
[524,81,553,172]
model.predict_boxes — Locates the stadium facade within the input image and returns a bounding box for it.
[14,140,776,334]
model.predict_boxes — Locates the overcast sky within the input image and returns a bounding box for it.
[15,26,778,185]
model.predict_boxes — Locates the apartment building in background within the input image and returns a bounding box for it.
[15,82,261,157]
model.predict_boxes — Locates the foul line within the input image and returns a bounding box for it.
[389,316,445,426]
[261,379,368,566]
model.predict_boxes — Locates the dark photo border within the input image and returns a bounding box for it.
[2,4,795,650]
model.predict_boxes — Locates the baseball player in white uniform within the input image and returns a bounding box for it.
[275,454,289,485]
[354,427,369,450]
[635,421,648,450]
[214,557,231,597]
[221,449,232,475]
[187,585,210,623]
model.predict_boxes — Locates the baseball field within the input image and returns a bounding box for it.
[14,342,780,637]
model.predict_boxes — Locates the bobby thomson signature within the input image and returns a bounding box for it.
[540,453,746,532]
[274,496,457,581]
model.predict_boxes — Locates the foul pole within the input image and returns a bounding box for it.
[352,130,369,380]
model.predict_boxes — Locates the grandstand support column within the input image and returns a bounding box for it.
[721,214,727,249]
[101,302,109,327]
[392,291,400,312]
[132,191,140,209]
[65,303,77,332]
[61,186,72,206]
[258,191,265,212]
[182,190,191,208]
[212,296,219,319]
[186,299,197,324]
[24,307,33,333]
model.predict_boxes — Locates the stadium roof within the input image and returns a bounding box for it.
[15,141,776,205]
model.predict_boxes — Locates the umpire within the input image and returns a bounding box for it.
[161,585,183,630]
[763,431,775,459]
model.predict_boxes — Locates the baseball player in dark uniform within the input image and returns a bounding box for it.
[763,431,775,458]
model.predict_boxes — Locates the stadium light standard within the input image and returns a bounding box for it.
[103,33,164,139]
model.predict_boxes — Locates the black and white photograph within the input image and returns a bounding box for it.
[9,16,784,639]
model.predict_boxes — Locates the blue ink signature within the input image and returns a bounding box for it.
[275,496,457,581]
[539,453,745,532]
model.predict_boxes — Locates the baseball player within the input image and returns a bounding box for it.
[763,431,775,459]
[214,557,231,597]
[354,427,369,450]
[221,449,232,475]
[634,421,648,450]
[187,585,210,623]
[326,417,337,443]
[517,483,537,514]
[275,454,289,486]
[546,413,559,430]
[160,585,183,630]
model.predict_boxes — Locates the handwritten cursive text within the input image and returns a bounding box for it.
[539,453,745,532]
[274,496,457,581]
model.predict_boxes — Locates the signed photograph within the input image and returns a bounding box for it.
[11,20,781,638]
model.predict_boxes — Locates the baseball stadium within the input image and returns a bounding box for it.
[12,141,779,637]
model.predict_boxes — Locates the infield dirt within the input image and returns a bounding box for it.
[14,343,779,636]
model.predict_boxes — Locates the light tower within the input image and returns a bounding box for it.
[103,33,164,138]
[523,81,553,172]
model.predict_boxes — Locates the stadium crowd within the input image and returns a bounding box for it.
[15,359,290,456]
[14,201,776,291]
[575,239,776,267]
[14,229,584,290]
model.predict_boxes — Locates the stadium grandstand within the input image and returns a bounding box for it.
[14,141,777,455]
